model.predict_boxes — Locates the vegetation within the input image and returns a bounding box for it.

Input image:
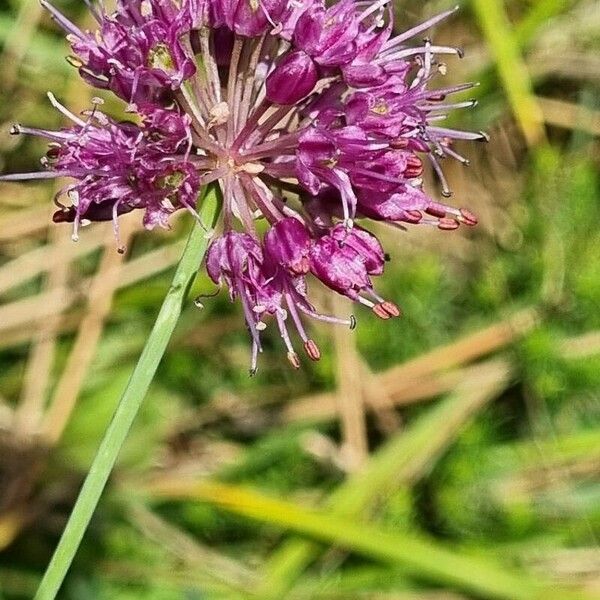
[0,1,599,598]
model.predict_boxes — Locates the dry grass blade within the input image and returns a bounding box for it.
[256,359,513,598]
[0,0,43,90]
[0,286,75,333]
[13,212,70,436]
[41,218,135,444]
[0,238,181,342]
[0,226,107,296]
[143,474,568,600]
[471,0,547,147]
[284,309,538,423]
[128,503,257,591]
[538,97,600,136]
[560,330,600,359]
[331,295,368,468]
[0,205,50,243]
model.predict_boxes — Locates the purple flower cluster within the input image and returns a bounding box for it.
[3,0,485,372]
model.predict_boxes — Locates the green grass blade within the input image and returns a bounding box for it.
[146,478,546,600]
[471,0,546,146]
[258,359,512,597]
[34,185,222,600]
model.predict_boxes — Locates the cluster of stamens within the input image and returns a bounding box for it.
[2,0,485,372]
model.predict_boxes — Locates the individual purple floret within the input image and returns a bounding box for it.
[2,0,485,371]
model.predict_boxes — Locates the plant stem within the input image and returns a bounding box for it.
[34,184,222,600]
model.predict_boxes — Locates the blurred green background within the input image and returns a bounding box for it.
[0,0,599,598]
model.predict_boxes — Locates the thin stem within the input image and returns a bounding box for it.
[34,184,222,600]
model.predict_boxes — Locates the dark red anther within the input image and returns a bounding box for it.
[403,210,423,223]
[459,207,478,226]
[405,166,424,178]
[425,203,447,218]
[427,93,446,102]
[304,339,321,361]
[438,217,459,230]
[405,156,424,178]
[52,207,76,223]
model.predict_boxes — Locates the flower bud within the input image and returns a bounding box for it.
[266,51,318,105]
[264,217,312,274]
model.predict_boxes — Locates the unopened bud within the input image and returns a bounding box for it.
[266,51,318,105]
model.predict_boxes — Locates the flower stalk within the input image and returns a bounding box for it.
[34,184,222,600]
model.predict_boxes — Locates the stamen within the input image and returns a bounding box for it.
[375,45,462,65]
[40,0,85,39]
[304,339,321,361]
[383,6,459,50]
[226,37,244,145]
[287,351,301,369]
[71,212,81,242]
[428,154,452,197]
[359,0,392,22]
[372,301,401,319]
[112,200,127,254]
[47,92,87,127]
[427,125,489,141]
[459,208,478,226]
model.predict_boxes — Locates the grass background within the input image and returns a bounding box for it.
[0,0,599,598]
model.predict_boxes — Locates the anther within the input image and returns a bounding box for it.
[384,253,391,262]
[117,245,127,255]
[427,93,446,102]
[66,55,83,68]
[9,124,21,135]
[459,207,478,226]
[456,47,465,59]
[349,315,357,330]
[438,217,459,230]
[287,351,301,369]
[477,130,490,142]
[304,339,321,361]
[404,210,423,223]
[426,204,447,218]
[249,367,258,377]
[372,304,391,319]
[194,297,205,309]
[381,301,401,317]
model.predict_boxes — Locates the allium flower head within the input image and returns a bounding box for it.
[3,0,486,372]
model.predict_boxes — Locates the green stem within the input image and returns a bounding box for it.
[34,184,222,600]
